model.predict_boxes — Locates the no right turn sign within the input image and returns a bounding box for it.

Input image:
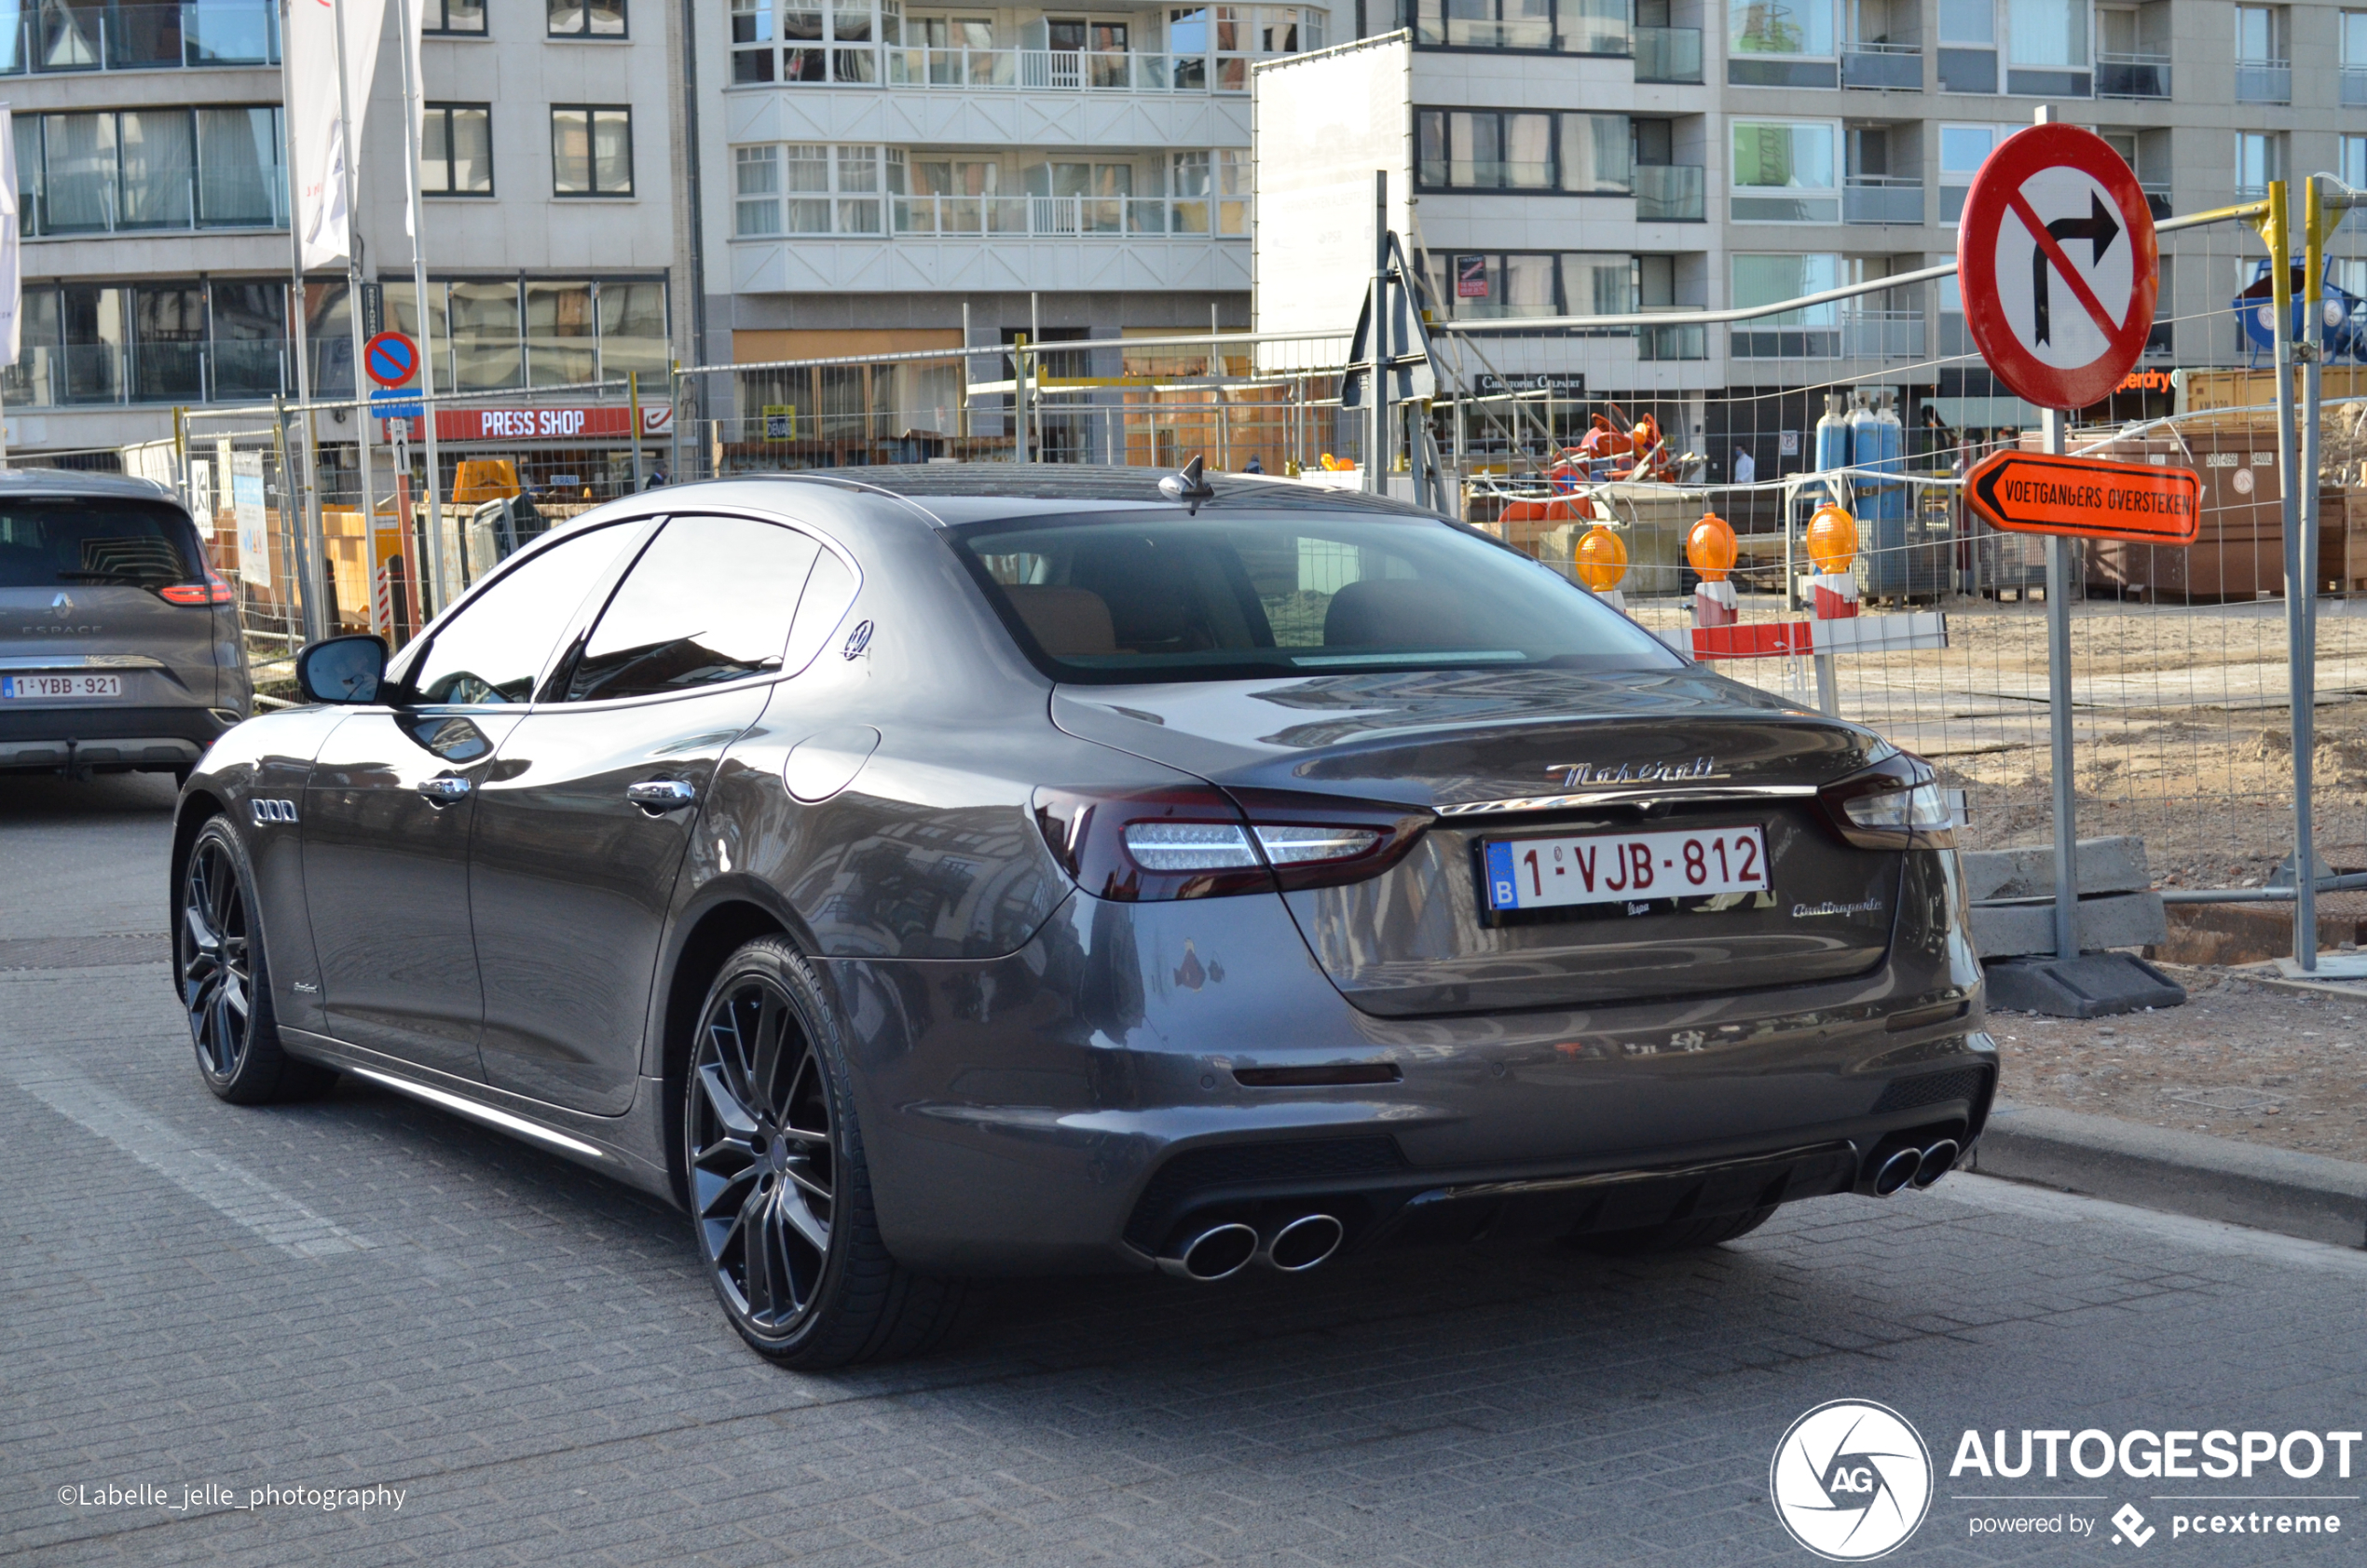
[1957,123,2160,411]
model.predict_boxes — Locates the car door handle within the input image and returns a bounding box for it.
[626,778,698,812]
[416,775,473,806]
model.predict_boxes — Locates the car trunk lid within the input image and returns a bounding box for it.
[1052,667,1903,1016]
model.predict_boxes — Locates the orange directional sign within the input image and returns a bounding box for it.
[1963,449,2201,546]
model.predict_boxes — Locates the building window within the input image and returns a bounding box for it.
[423,104,494,196]
[549,0,627,35]
[551,107,634,196]
[1415,109,1634,194]
[2234,4,2290,100]
[2342,133,2367,191]
[1168,150,1249,234]
[2345,11,2367,104]
[730,0,894,84]
[1731,252,1842,355]
[734,146,783,235]
[1936,0,1996,89]
[1730,0,1839,85]
[422,0,488,34]
[1731,120,1839,223]
[2236,130,2282,198]
[0,278,294,408]
[1411,0,1624,53]
[1937,122,1999,221]
[25,107,286,237]
[731,143,886,233]
[2006,0,2088,94]
[1421,251,1635,320]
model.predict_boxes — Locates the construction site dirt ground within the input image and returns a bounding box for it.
[1624,590,2367,886]
[1993,964,2367,1166]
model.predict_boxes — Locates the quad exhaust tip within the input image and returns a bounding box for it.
[1156,1221,1260,1282]
[1865,1138,1963,1196]
[1158,1213,1345,1281]
[1260,1213,1344,1273]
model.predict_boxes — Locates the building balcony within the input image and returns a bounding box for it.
[1730,308,1923,360]
[2,339,294,408]
[1634,163,1705,221]
[2096,50,2169,97]
[1840,43,1922,88]
[888,192,1243,238]
[0,0,279,72]
[2141,182,2170,220]
[1843,175,1922,225]
[26,169,289,239]
[2235,57,2291,102]
[1637,317,1706,360]
[880,45,1259,92]
[1633,25,1702,81]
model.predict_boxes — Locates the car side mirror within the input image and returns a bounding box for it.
[295,634,389,704]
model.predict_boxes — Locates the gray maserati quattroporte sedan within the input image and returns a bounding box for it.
[172,465,1991,1366]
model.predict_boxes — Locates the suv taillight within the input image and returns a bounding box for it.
[1033,785,1432,902]
[158,573,236,607]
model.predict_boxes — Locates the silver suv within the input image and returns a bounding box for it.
[0,470,251,782]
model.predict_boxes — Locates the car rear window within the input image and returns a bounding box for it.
[949,511,1680,683]
[0,498,200,589]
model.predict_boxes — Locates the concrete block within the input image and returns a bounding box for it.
[1982,951,2187,1017]
[1960,836,2152,902]
[1968,890,2169,959]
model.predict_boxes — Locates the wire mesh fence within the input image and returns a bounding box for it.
[111,181,2366,904]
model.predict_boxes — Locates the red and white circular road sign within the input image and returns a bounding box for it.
[1958,123,2159,411]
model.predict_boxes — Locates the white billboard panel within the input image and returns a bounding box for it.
[1251,34,1414,357]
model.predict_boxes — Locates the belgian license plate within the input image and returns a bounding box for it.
[2,674,124,700]
[1482,825,1770,913]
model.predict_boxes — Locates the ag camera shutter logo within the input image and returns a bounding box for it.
[1771,1400,1933,1561]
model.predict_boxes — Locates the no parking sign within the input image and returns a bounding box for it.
[1957,123,2159,411]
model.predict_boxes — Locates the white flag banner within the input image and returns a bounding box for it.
[287,0,391,271]
[0,109,21,369]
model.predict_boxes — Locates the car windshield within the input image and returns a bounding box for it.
[949,511,1678,683]
[0,498,199,589]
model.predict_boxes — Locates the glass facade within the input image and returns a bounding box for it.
[20,105,283,236]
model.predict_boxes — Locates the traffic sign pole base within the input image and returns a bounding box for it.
[1982,951,2186,1018]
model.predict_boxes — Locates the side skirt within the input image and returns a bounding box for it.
[280,1027,679,1207]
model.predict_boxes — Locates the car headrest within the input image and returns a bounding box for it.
[1321,578,1472,648]
[1004,585,1116,656]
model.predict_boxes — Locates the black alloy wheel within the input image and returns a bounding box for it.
[177,817,335,1104]
[690,970,840,1336]
[181,832,254,1083]
[682,938,979,1367]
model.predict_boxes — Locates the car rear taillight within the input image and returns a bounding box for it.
[158,573,236,607]
[1817,750,1958,850]
[1033,785,1432,901]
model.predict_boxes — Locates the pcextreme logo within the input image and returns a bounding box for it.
[1771,1400,1935,1561]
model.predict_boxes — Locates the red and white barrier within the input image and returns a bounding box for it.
[1660,610,1947,661]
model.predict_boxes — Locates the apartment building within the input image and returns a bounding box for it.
[6,0,684,484]
[1291,0,2367,473]
[697,0,1320,457]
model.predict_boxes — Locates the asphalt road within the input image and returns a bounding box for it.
[6,772,2365,1566]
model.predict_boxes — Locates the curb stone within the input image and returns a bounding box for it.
[1965,1100,2367,1249]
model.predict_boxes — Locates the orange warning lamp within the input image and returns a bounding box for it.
[1575,525,1628,592]
[1686,511,1737,583]
[1806,504,1858,575]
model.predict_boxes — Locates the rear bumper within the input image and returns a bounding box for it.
[833,849,1989,1277]
[0,703,233,771]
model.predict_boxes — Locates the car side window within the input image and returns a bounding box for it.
[564,514,822,702]
[406,523,641,705]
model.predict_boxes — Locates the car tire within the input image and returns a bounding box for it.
[1566,1203,1778,1257]
[178,816,338,1105]
[684,936,978,1368]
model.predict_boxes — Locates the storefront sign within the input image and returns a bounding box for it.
[386,404,675,443]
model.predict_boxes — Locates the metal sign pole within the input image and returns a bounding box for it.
[2293,175,2328,970]
[2045,420,2077,961]
[1366,170,1387,495]
[2264,181,2314,967]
